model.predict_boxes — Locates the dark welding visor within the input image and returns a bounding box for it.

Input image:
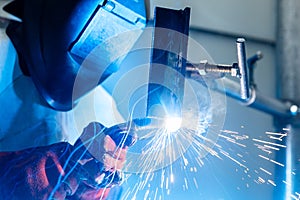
[4,0,146,111]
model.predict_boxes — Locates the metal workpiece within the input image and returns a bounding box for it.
[147,7,190,118]
[236,38,250,100]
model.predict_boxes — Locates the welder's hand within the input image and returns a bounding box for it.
[75,119,149,188]
[78,121,137,170]
[72,118,156,189]
[101,133,128,172]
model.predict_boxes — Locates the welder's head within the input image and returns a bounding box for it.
[3,0,146,111]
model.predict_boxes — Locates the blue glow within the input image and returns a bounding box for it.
[164,117,182,133]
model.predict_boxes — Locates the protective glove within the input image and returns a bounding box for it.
[71,119,151,189]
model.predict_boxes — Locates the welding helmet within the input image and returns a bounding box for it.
[3,0,146,111]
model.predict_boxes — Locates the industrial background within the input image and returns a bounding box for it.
[1,0,300,199]
[108,0,299,199]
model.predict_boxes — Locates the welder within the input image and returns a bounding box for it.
[0,0,147,199]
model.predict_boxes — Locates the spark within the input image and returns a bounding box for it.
[193,177,199,189]
[219,134,247,148]
[268,180,276,186]
[290,194,299,200]
[270,159,285,167]
[265,131,286,136]
[154,188,158,200]
[183,155,189,166]
[220,129,239,134]
[195,156,204,167]
[256,177,265,184]
[231,134,249,141]
[259,167,272,175]
[184,177,189,190]
[253,138,287,148]
[265,131,287,140]
[258,154,285,167]
[121,117,292,199]
[167,189,170,195]
[220,150,248,169]
[263,145,280,151]
[160,170,165,189]
[269,136,283,141]
[283,180,291,187]
[166,177,169,190]
[192,138,221,159]
[170,173,174,183]
[254,144,273,154]
[237,154,243,158]
[143,189,150,200]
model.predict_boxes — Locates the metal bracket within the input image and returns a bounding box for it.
[187,38,250,100]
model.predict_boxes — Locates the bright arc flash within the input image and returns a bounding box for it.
[164,117,182,133]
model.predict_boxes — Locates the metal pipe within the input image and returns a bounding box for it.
[275,0,300,198]
[212,77,294,118]
[236,38,250,100]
